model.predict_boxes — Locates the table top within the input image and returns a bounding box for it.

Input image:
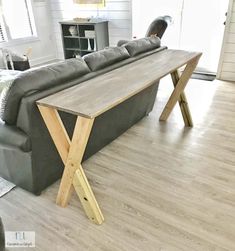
[37,49,202,119]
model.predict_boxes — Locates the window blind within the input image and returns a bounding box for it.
[1,0,35,40]
[0,20,5,42]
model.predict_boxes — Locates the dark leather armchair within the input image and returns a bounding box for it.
[117,15,172,46]
[146,15,172,38]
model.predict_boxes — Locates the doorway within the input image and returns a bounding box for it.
[132,0,229,74]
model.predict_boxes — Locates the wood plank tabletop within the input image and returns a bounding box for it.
[37,49,202,118]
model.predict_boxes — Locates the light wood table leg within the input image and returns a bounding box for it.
[38,105,104,224]
[38,106,71,163]
[159,55,201,126]
[73,165,104,224]
[171,70,193,127]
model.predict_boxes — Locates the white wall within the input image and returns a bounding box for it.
[0,0,57,68]
[180,0,227,74]
[132,0,183,49]
[49,0,132,59]
[217,0,235,81]
[133,0,228,74]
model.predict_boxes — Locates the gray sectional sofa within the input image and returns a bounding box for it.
[0,35,168,195]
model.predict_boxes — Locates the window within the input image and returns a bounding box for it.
[0,0,36,43]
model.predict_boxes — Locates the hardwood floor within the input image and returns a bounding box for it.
[1,77,235,251]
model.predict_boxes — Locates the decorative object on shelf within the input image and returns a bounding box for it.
[73,17,91,22]
[93,39,96,50]
[87,39,92,51]
[85,30,96,51]
[84,30,95,38]
[73,0,105,7]
[69,26,78,36]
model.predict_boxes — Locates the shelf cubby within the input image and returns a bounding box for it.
[60,20,109,59]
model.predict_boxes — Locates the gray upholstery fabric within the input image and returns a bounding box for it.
[124,37,161,57]
[117,40,130,47]
[83,46,130,71]
[1,58,90,125]
[0,146,33,193]
[0,120,31,152]
[93,46,167,77]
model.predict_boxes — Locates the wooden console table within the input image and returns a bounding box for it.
[37,49,201,224]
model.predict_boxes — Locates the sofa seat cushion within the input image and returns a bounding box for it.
[83,46,130,71]
[0,120,31,152]
[0,58,90,125]
[124,37,161,57]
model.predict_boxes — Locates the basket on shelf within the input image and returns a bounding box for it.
[1,48,31,71]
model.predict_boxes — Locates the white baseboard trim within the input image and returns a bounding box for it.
[29,55,57,67]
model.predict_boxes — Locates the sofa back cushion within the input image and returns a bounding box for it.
[124,37,161,57]
[83,46,130,71]
[0,58,90,125]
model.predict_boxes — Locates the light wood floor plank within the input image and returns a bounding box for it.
[1,78,235,250]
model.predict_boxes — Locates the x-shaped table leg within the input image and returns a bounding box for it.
[159,55,201,126]
[38,106,104,224]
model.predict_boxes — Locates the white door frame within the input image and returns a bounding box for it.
[217,0,234,79]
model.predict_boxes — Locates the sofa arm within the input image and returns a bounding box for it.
[0,121,31,152]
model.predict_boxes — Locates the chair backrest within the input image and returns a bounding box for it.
[117,15,172,47]
[146,15,172,38]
